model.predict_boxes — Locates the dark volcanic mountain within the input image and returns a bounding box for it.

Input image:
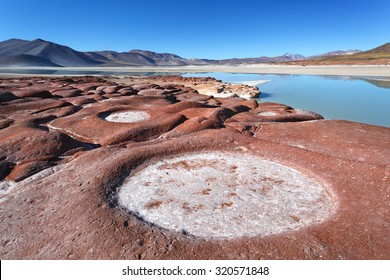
[84,49,191,66]
[0,38,102,67]
[0,39,197,67]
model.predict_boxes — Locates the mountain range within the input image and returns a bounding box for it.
[295,43,390,65]
[0,38,388,67]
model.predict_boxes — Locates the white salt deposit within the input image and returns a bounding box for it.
[239,80,270,86]
[258,111,279,116]
[118,152,337,239]
[104,111,150,123]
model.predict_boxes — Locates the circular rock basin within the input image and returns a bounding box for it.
[104,111,150,123]
[118,152,337,239]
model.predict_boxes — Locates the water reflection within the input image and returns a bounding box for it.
[356,78,390,89]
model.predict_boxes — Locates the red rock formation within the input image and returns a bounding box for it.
[0,75,389,260]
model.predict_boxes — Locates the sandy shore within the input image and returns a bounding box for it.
[121,64,390,77]
[1,64,390,77]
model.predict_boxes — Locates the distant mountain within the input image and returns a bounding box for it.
[0,38,388,67]
[85,49,191,66]
[0,38,102,67]
[290,43,390,65]
[362,43,390,54]
[309,49,362,59]
[213,53,305,65]
[281,53,306,61]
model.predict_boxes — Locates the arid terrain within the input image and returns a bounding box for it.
[284,43,390,66]
[0,75,389,259]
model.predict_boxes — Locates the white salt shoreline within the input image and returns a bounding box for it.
[1,64,390,77]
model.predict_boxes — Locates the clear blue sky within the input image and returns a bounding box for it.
[1,0,389,59]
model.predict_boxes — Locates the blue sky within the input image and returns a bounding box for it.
[1,0,389,59]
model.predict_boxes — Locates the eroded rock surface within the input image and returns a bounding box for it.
[117,75,261,98]
[0,76,389,260]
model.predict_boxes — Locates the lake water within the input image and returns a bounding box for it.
[183,73,390,127]
[1,69,389,127]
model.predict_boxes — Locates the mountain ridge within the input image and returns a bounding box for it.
[0,38,387,67]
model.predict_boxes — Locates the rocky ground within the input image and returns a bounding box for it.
[0,75,389,259]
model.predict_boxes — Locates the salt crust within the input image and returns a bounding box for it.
[104,111,150,123]
[257,111,279,116]
[118,152,337,239]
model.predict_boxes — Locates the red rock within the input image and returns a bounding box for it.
[175,92,211,102]
[205,98,221,106]
[87,89,105,95]
[39,105,79,118]
[0,98,72,118]
[229,103,323,123]
[118,87,137,96]
[73,83,98,92]
[95,85,124,94]
[49,101,187,145]
[6,160,55,182]
[0,122,85,164]
[215,97,258,112]
[64,96,97,107]
[0,161,15,180]
[12,88,53,98]
[86,93,106,101]
[0,92,18,102]
[0,76,389,260]
[1,127,389,259]
[0,118,14,129]
[224,121,252,134]
[253,120,390,166]
[160,101,208,114]
[160,117,217,139]
[137,88,170,96]
[52,88,82,98]
[180,107,235,124]
[118,86,134,92]
[131,83,159,91]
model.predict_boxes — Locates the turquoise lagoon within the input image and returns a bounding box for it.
[183,73,390,128]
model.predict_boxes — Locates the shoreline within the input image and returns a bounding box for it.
[1,64,390,78]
